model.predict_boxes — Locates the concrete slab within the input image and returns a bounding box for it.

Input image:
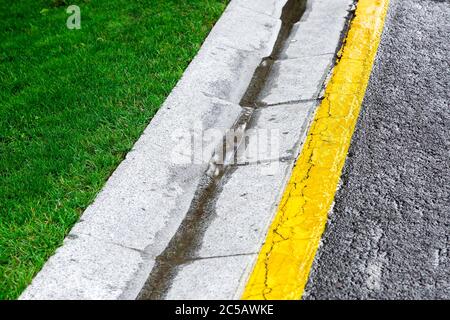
[303,0,353,21]
[165,254,257,300]
[178,45,261,104]
[258,55,333,105]
[198,161,293,258]
[20,234,149,300]
[207,5,281,57]
[237,102,316,164]
[284,18,347,59]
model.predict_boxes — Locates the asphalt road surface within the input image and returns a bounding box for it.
[304,0,450,299]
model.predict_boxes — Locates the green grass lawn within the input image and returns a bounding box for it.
[0,0,227,299]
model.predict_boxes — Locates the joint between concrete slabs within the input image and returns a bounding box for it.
[279,52,337,61]
[263,98,322,107]
[185,252,258,263]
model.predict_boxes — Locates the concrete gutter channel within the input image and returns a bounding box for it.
[21,0,354,300]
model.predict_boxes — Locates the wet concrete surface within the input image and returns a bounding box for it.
[305,0,450,299]
[138,0,310,300]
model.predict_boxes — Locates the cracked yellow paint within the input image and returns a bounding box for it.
[242,0,390,300]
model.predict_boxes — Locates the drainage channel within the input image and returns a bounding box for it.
[138,0,307,300]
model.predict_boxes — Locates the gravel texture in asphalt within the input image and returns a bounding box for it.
[305,0,450,299]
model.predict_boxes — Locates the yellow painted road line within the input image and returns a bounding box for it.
[242,0,390,300]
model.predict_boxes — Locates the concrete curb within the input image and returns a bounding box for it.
[20,0,353,300]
